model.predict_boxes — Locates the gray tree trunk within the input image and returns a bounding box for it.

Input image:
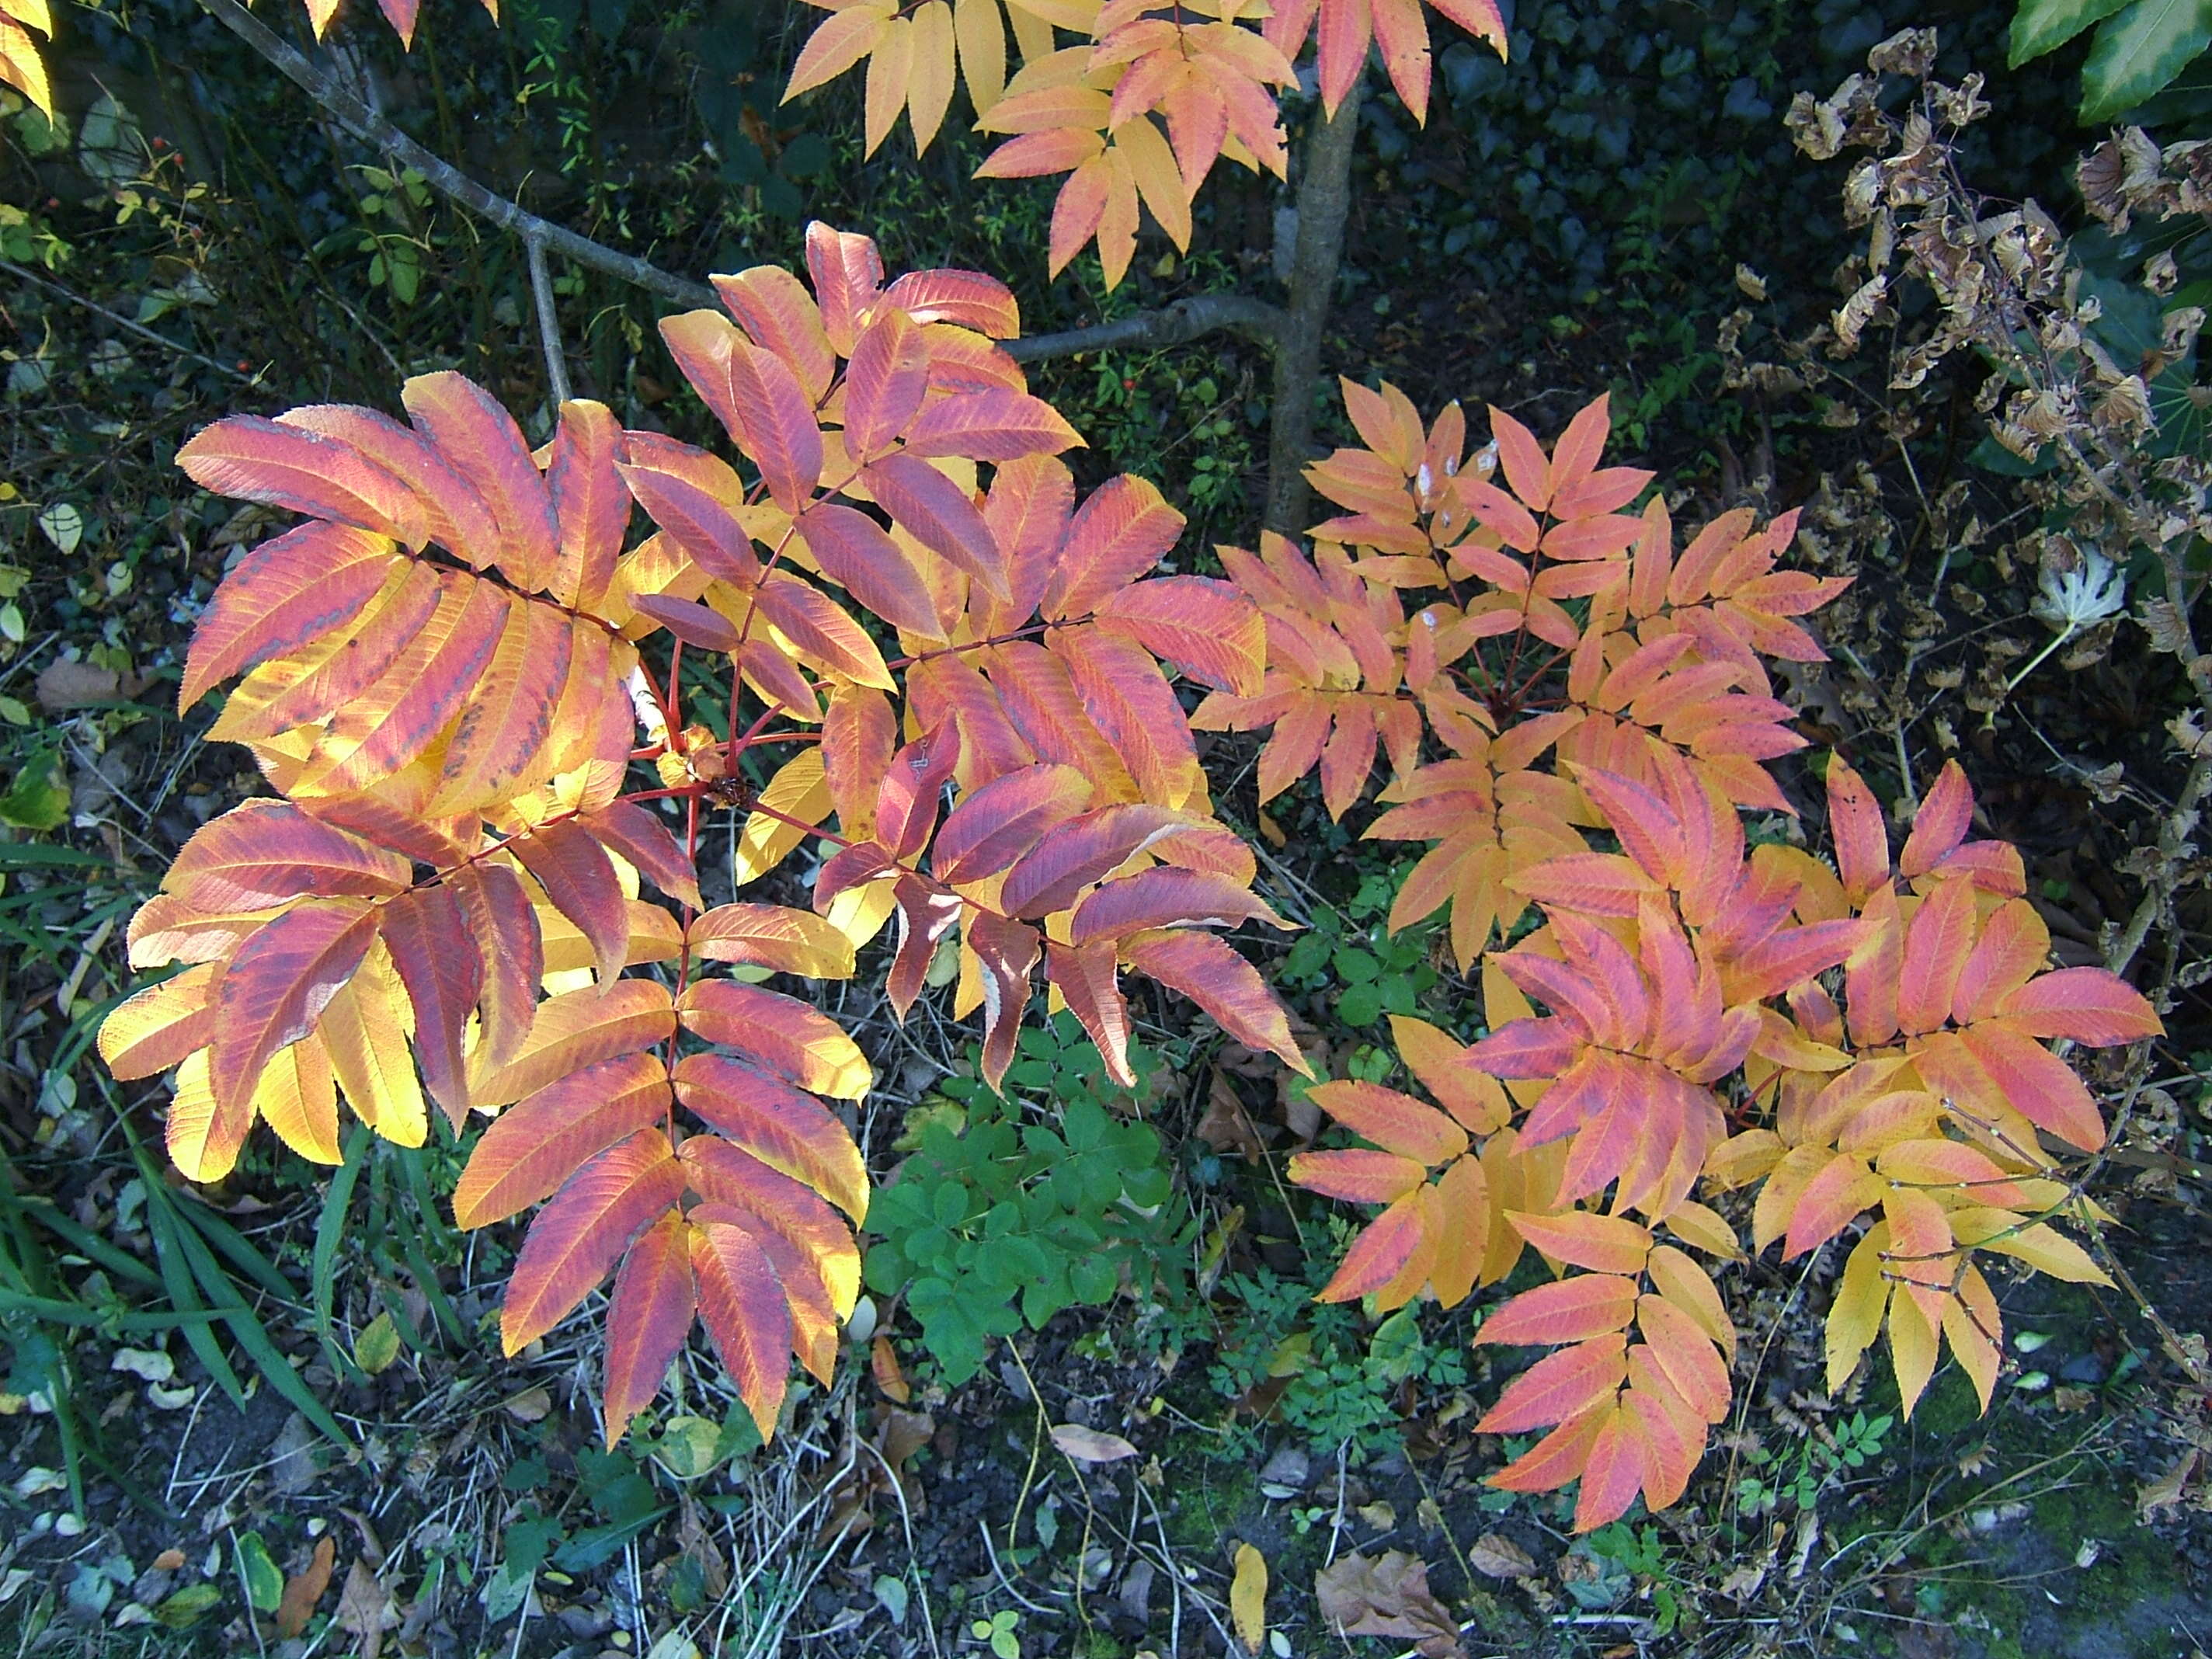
[1264,76,1367,534]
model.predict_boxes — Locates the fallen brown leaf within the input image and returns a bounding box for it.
[2140,1447,2200,1520]
[1315,1550,1466,1659]
[1195,1070,1268,1163]
[871,1333,911,1403]
[1051,1424,1139,1463]
[36,660,141,712]
[501,1386,552,1423]
[1466,1532,1534,1579]
[276,1536,336,1640]
[335,1558,397,1659]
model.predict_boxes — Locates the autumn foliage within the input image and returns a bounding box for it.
[98,224,1305,1445]
[99,228,2160,1531]
[1228,382,2162,1529]
[784,0,1508,284]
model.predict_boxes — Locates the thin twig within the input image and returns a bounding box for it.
[523,231,571,408]
[0,256,256,382]
[1007,294,1283,363]
[194,0,718,310]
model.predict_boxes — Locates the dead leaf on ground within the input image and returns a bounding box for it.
[1195,1070,1268,1162]
[37,660,143,712]
[501,1386,552,1422]
[335,1558,398,1659]
[2140,1447,2200,1519]
[1467,1532,1535,1579]
[871,1333,910,1403]
[1050,1424,1139,1463]
[276,1536,336,1640]
[1315,1550,1466,1659]
[151,1549,186,1573]
[1230,1542,1268,1655]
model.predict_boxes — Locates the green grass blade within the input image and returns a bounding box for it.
[314,1125,371,1386]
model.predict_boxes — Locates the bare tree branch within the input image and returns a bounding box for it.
[524,231,572,405]
[194,0,718,311]
[1005,294,1283,363]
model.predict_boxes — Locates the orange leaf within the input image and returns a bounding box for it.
[690,1216,796,1440]
[677,979,872,1100]
[674,1052,868,1221]
[208,900,378,1121]
[1505,1210,1652,1276]
[501,1129,686,1354]
[1475,1334,1627,1434]
[1315,1192,1427,1303]
[176,416,427,547]
[180,524,400,712]
[454,1052,673,1229]
[1121,928,1308,1074]
[1305,1080,1468,1165]
[1477,1274,1639,1347]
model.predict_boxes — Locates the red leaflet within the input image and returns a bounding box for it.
[215,560,444,742]
[934,763,1094,883]
[1474,1334,1627,1434]
[842,307,931,459]
[875,722,964,863]
[381,884,485,1125]
[1051,624,1203,806]
[1284,1148,1428,1204]
[797,502,944,638]
[674,1052,867,1221]
[431,597,572,812]
[501,1129,687,1353]
[1000,803,1184,916]
[1305,1080,1469,1165]
[1315,1191,1430,1303]
[1047,939,1133,1086]
[400,372,562,593]
[448,864,541,1071]
[971,910,1045,1090]
[754,573,893,690]
[176,416,426,547]
[1066,867,1284,946]
[903,388,1082,461]
[676,980,872,1100]
[508,820,630,986]
[600,1211,696,1447]
[1093,576,1266,696]
[1041,475,1185,619]
[277,404,502,568]
[165,800,411,913]
[862,452,1010,600]
[631,593,742,652]
[713,268,836,402]
[1992,966,2161,1045]
[723,334,825,513]
[453,1052,674,1228]
[181,524,399,711]
[547,399,628,610]
[307,575,506,795]
[1477,1274,1640,1346]
[689,1216,795,1440]
[207,900,378,1117]
[1122,928,1309,1073]
[616,454,764,590]
[580,802,704,911]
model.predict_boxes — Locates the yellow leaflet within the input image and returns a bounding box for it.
[908,2,958,151]
[1122,123,1195,245]
[864,16,916,158]
[1004,0,1099,32]
[166,1050,241,1184]
[320,942,428,1149]
[1824,1221,1888,1393]
[954,0,1007,117]
[255,1034,342,1165]
[826,879,899,950]
[733,749,831,884]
